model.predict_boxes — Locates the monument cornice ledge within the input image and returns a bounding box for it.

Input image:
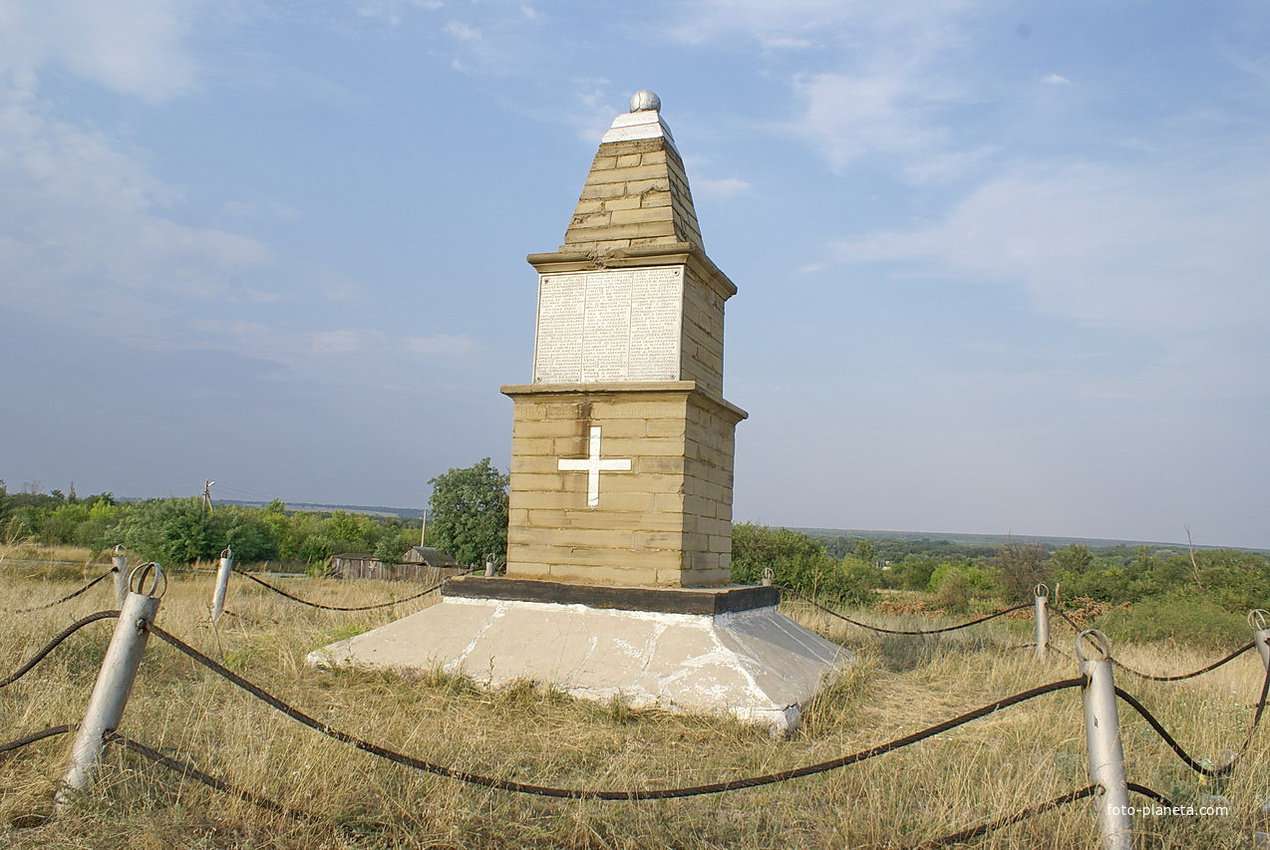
[501,380,748,422]
[527,243,738,299]
[442,577,778,615]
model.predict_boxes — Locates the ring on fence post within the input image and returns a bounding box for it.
[111,544,129,606]
[1034,583,1050,662]
[761,567,774,587]
[1076,628,1132,849]
[212,547,234,623]
[129,562,168,599]
[1249,610,1270,673]
[484,553,497,578]
[56,563,166,812]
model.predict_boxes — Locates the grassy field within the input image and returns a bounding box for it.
[2,549,1268,848]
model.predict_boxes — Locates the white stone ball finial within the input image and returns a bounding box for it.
[630,90,661,113]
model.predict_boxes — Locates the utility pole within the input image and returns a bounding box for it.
[419,508,428,546]
[201,480,215,519]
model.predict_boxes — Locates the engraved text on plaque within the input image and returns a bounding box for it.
[533,267,684,383]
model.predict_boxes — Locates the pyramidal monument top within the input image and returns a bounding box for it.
[558,90,704,255]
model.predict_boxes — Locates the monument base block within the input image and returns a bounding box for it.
[306,579,852,736]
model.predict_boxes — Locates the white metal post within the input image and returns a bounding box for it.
[1034,583,1050,661]
[484,554,496,577]
[56,564,166,809]
[212,547,234,622]
[1249,610,1270,672]
[110,544,128,606]
[1078,629,1132,849]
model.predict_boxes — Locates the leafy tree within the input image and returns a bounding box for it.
[888,556,941,592]
[427,458,509,566]
[120,498,215,564]
[1050,543,1093,575]
[928,561,1000,611]
[216,507,280,563]
[994,538,1052,601]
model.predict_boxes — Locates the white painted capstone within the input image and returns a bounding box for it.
[307,596,852,736]
[601,106,678,149]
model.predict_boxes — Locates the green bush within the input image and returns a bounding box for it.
[731,523,870,605]
[1096,593,1247,649]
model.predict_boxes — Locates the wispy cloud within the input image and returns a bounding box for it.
[694,177,753,198]
[833,159,1270,398]
[0,0,197,101]
[0,90,274,333]
[309,329,366,355]
[404,334,479,357]
[790,70,958,172]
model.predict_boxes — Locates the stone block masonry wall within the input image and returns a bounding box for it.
[681,393,739,586]
[563,138,704,254]
[502,383,743,588]
[680,266,726,399]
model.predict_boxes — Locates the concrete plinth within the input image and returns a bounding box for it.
[307,581,851,735]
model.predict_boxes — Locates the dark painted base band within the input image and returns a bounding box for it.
[441,576,779,616]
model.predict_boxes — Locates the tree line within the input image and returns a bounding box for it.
[7,472,1266,644]
[0,460,509,570]
[736,525,1270,645]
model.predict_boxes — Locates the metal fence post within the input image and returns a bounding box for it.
[212,547,234,623]
[56,563,167,810]
[1249,610,1270,672]
[1034,583,1050,661]
[110,544,128,606]
[1077,629,1132,849]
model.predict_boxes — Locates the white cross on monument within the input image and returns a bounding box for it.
[558,425,631,508]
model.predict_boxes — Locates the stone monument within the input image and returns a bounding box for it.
[309,93,851,734]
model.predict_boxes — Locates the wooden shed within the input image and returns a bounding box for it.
[401,546,457,567]
[330,547,464,584]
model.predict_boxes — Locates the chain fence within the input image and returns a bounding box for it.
[231,566,476,612]
[0,569,118,614]
[0,610,120,689]
[2,572,1267,845]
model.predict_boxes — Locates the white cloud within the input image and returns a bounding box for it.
[353,0,443,26]
[219,199,301,223]
[404,334,478,357]
[681,1,979,176]
[0,2,285,353]
[1041,73,1071,85]
[790,70,955,171]
[666,0,973,51]
[694,177,753,198]
[0,90,274,332]
[0,0,197,102]
[309,329,366,355]
[833,160,1270,396]
[443,20,480,41]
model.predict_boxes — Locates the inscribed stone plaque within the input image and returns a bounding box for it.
[533,267,684,383]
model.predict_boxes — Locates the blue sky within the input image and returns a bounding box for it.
[2,1,1267,549]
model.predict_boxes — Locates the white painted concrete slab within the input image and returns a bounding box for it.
[307,596,852,735]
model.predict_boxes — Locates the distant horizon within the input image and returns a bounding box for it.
[88,492,1263,555]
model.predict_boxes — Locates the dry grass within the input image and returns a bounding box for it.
[2,554,1268,848]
